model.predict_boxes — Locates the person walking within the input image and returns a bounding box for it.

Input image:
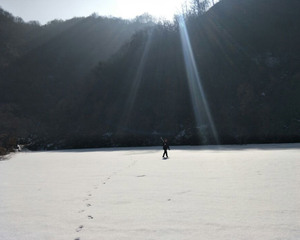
[162,138,170,159]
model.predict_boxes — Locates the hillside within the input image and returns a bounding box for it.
[75,0,300,147]
[0,0,299,150]
[0,9,153,151]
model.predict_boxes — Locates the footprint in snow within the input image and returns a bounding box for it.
[86,203,91,207]
[76,225,83,232]
[88,215,94,219]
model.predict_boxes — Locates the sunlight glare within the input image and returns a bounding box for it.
[112,0,187,20]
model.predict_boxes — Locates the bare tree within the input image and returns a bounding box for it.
[190,0,210,16]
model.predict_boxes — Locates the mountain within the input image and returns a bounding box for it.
[75,0,299,147]
[0,0,299,151]
[185,0,300,143]
[0,8,153,150]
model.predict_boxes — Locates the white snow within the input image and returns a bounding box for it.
[0,144,299,240]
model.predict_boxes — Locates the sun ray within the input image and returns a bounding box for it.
[178,15,219,144]
[117,28,154,134]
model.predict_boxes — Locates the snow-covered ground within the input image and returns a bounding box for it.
[0,144,299,240]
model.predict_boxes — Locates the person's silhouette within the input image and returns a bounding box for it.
[162,138,170,158]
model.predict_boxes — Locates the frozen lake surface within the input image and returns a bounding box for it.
[0,144,299,240]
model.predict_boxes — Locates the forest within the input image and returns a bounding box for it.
[0,0,299,152]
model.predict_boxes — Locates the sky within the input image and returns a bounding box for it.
[0,0,191,24]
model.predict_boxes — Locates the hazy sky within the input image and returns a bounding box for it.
[0,0,190,24]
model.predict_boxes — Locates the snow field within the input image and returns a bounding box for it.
[0,144,299,240]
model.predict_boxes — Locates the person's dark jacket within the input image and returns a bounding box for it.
[163,142,170,150]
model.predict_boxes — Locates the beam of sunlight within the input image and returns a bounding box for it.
[117,29,154,133]
[206,11,253,59]
[178,15,219,144]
